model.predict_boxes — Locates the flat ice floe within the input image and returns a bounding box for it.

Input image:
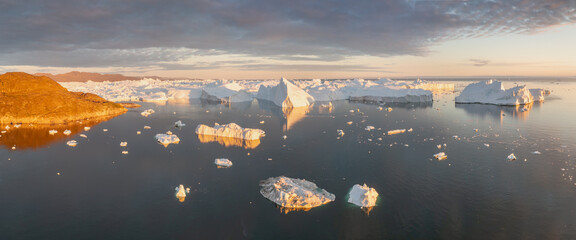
[214,158,233,168]
[456,80,547,105]
[347,184,379,208]
[260,176,335,210]
[195,123,265,140]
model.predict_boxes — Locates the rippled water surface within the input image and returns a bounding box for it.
[1,81,576,240]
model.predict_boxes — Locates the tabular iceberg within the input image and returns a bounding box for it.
[455,80,543,106]
[260,176,335,210]
[256,78,315,108]
[154,133,180,147]
[195,123,265,140]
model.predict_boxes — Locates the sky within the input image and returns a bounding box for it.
[0,0,575,79]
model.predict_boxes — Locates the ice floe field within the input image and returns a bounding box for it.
[1,78,576,239]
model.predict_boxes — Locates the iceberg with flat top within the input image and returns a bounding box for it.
[347,184,378,207]
[195,123,265,140]
[214,158,233,168]
[259,176,335,210]
[256,78,315,108]
[201,82,253,103]
[456,80,540,105]
[154,133,180,147]
[348,78,433,103]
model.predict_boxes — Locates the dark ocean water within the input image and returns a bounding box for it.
[1,81,576,240]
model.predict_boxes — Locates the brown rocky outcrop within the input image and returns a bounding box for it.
[0,72,127,124]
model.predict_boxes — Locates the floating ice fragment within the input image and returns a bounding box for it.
[174,120,186,128]
[67,140,78,147]
[347,121,353,125]
[455,80,537,105]
[484,143,490,147]
[337,129,344,137]
[387,129,406,135]
[365,126,375,131]
[122,151,128,154]
[49,129,58,135]
[215,158,233,168]
[507,153,516,161]
[84,126,91,131]
[437,144,442,149]
[259,176,335,210]
[120,142,127,147]
[532,151,541,155]
[143,126,151,129]
[434,152,447,160]
[407,128,413,132]
[260,120,265,124]
[175,184,186,202]
[141,109,155,117]
[79,134,87,138]
[348,184,378,208]
[154,134,180,147]
[103,129,108,132]
[136,131,141,135]
[63,130,72,135]
[282,135,287,139]
[385,107,393,112]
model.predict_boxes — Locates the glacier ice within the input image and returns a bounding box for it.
[260,176,335,210]
[347,184,378,208]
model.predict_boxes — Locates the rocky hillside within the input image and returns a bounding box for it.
[34,71,143,82]
[0,72,127,124]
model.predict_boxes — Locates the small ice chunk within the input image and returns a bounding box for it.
[67,140,78,147]
[365,126,375,131]
[79,134,87,138]
[259,176,335,209]
[377,106,383,111]
[49,129,58,135]
[387,129,406,135]
[136,131,141,135]
[437,144,442,149]
[154,134,180,147]
[507,153,516,161]
[174,120,186,128]
[214,158,233,168]
[532,151,541,155]
[63,130,72,136]
[434,152,447,160]
[143,126,151,129]
[122,151,129,154]
[141,109,155,117]
[282,135,287,139]
[259,120,265,124]
[484,143,490,147]
[337,129,344,137]
[347,184,378,208]
[103,129,108,132]
[84,126,91,131]
[407,128,413,132]
[385,107,393,112]
[347,121,353,125]
[175,184,186,201]
[120,142,127,147]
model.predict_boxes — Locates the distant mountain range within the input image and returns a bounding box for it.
[34,71,169,82]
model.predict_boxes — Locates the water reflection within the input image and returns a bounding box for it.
[200,99,252,111]
[256,99,311,132]
[0,116,116,150]
[197,134,261,149]
[456,102,542,121]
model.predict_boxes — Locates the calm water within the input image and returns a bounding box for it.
[1,81,576,240]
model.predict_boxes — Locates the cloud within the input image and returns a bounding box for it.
[0,0,574,69]
[469,59,490,67]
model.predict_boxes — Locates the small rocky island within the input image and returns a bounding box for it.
[0,72,127,124]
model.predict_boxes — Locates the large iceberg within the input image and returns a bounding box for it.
[455,80,539,105]
[195,123,265,140]
[256,78,315,108]
[347,184,379,208]
[259,176,335,210]
[201,82,253,103]
[348,79,433,103]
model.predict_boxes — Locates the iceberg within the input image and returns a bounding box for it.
[174,120,186,128]
[154,133,180,147]
[455,80,536,106]
[214,158,233,168]
[434,152,447,160]
[259,176,335,210]
[201,82,253,103]
[175,184,186,202]
[195,123,265,140]
[66,140,77,147]
[141,109,155,117]
[507,153,516,161]
[347,184,379,208]
[387,129,406,135]
[256,78,315,108]
[63,129,71,135]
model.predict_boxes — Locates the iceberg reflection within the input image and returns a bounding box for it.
[197,134,261,149]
